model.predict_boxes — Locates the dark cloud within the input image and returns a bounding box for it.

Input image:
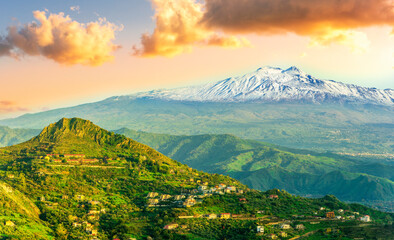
[201,0,394,34]
[0,37,14,57]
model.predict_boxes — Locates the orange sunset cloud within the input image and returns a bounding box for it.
[135,0,394,56]
[0,10,122,66]
[133,0,250,57]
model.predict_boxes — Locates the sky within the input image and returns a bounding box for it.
[0,0,393,119]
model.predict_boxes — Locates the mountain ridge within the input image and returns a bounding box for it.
[127,66,393,105]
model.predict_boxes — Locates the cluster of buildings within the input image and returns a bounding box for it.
[359,215,371,222]
[52,158,99,164]
[257,225,288,239]
[147,191,205,207]
[201,184,243,195]
[40,191,132,238]
[70,197,105,237]
[37,192,105,237]
[264,232,288,239]
[258,210,372,239]
[254,222,305,239]
[163,223,189,230]
[324,209,370,222]
[177,213,232,220]
[72,221,98,236]
[168,208,374,237]
[147,183,243,208]
[45,153,99,164]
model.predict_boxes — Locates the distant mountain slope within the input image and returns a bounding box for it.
[130,66,393,105]
[0,100,392,154]
[0,67,392,154]
[0,126,39,147]
[236,168,394,201]
[116,128,394,203]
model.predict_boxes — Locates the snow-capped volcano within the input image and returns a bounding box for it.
[129,66,393,105]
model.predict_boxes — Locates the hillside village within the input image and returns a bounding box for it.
[30,182,375,239]
[9,152,375,239]
[0,118,392,240]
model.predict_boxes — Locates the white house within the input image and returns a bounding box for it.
[257,226,264,233]
[360,215,371,222]
[279,223,291,229]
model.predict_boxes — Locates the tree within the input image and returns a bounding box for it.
[56,224,68,239]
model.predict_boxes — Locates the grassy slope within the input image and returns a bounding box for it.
[0,181,53,239]
[116,128,394,202]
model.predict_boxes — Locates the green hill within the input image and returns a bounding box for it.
[116,129,394,204]
[0,118,392,239]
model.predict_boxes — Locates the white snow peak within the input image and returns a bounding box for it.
[128,66,393,105]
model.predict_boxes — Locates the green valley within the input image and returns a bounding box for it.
[116,129,394,211]
[0,118,392,239]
